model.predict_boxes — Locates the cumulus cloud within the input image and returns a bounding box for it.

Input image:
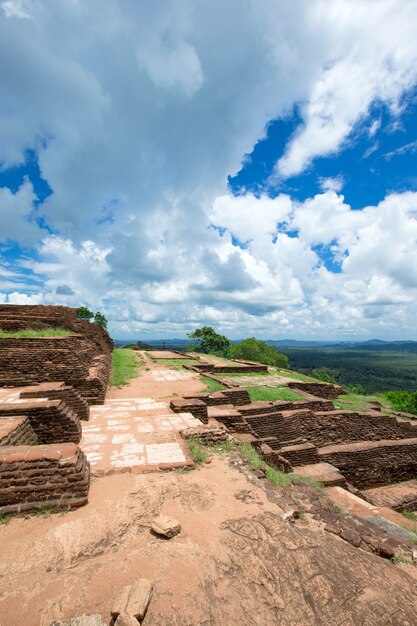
[1,0,417,338]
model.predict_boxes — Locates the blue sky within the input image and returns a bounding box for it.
[1,0,417,340]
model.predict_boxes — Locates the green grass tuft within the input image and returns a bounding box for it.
[0,514,11,525]
[291,474,324,490]
[150,358,201,370]
[0,327,71,338]
[199,375,225,393]
[392,554,410,565]
[110,348,140,387]
[402,509,417,521]
[265,466,292,488]
[188,438,208,465]
[237,442,264,470]
[246,386,304,402]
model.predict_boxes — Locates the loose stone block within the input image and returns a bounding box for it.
[151,514,181,538]
[112,579,154,621]
[115,613,139,626]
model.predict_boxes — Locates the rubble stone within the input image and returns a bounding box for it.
[151,514,181,538]
[115,613,139,626]
[112,579,154,621]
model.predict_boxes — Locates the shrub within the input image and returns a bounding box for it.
[384,391,417,415]
[76,306,94,320]
[228,338,289,368]
[311,368,338,383]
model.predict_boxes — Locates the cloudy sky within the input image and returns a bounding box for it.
[1,0,417,340]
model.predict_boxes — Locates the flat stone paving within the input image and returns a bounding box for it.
[81,398,199,475]
[223,374,303,387]
[151,369,195,382]
[150,350,190,359]
[363,480,417,510]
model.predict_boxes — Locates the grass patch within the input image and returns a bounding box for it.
[269,368,318,382]
[402,510,417,522]
[246,386,304,402]
[237,442,265,470]
[265,466,292,488]
[291,475,324,490]
[333,392,401,414]
[221,371,270,377]
[199,375,225,393]
[0,514,11,525]
[110,348,140,387]
[150,358,201,370]
[0,327,71,338]
[188,437,208,465]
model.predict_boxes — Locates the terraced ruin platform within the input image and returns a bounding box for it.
[81,397,199,475]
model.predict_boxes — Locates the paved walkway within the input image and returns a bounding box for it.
[223,374,302,387]
[81,398,200,475]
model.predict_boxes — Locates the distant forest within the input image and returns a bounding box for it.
[279,347,417,393]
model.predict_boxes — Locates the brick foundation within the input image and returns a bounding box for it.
[319,438,417,489]
[0,305,112,404]
[0,443,90,515]
[0,399,81,444]
[287,381,347,399]
[0,416,38,446]
[19,382,90,421]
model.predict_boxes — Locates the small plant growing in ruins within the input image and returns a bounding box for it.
[265,466,291,488]
[214,439,234,453]
[402,509,417,522]
[188,437,208,466]
[392,554,410,565]
[0,514,11,525]
[335,504,349,516]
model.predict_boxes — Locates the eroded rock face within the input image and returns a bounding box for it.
[209,512,417,626]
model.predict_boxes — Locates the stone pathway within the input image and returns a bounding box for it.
[151,369,195,382]
[81,398,199,475]
[224,374,302,387]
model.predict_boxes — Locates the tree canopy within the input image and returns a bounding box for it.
[187,326,230,355]
[228,337,289,368]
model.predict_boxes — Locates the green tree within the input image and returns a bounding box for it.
[94,311,108,329]
[187,326,230,355]
[76,306,94,320]
[311,368,338,383]
[228,337,289,368]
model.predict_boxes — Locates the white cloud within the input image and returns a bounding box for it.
[319,176,345,193]
[1,1,417,338]
[276,0,417,178]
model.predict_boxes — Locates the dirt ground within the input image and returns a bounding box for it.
[2,358,417,626]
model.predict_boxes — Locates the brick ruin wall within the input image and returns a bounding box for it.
[0,305,113,404]
[287,381,347,399]
[0,416,38,446]
[0,443,89,515]
[0,399,82,444]
[0,306,112,515]
[181,389,417,491]
[19,382,90,421]
[298,410,417,448]
[0,384,90,516]
[319,439,417,489]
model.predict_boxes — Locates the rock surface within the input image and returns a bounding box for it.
[114,613,139,626]
[151,514,181,538]
[112,579,153,621]
[69,616,104,626]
